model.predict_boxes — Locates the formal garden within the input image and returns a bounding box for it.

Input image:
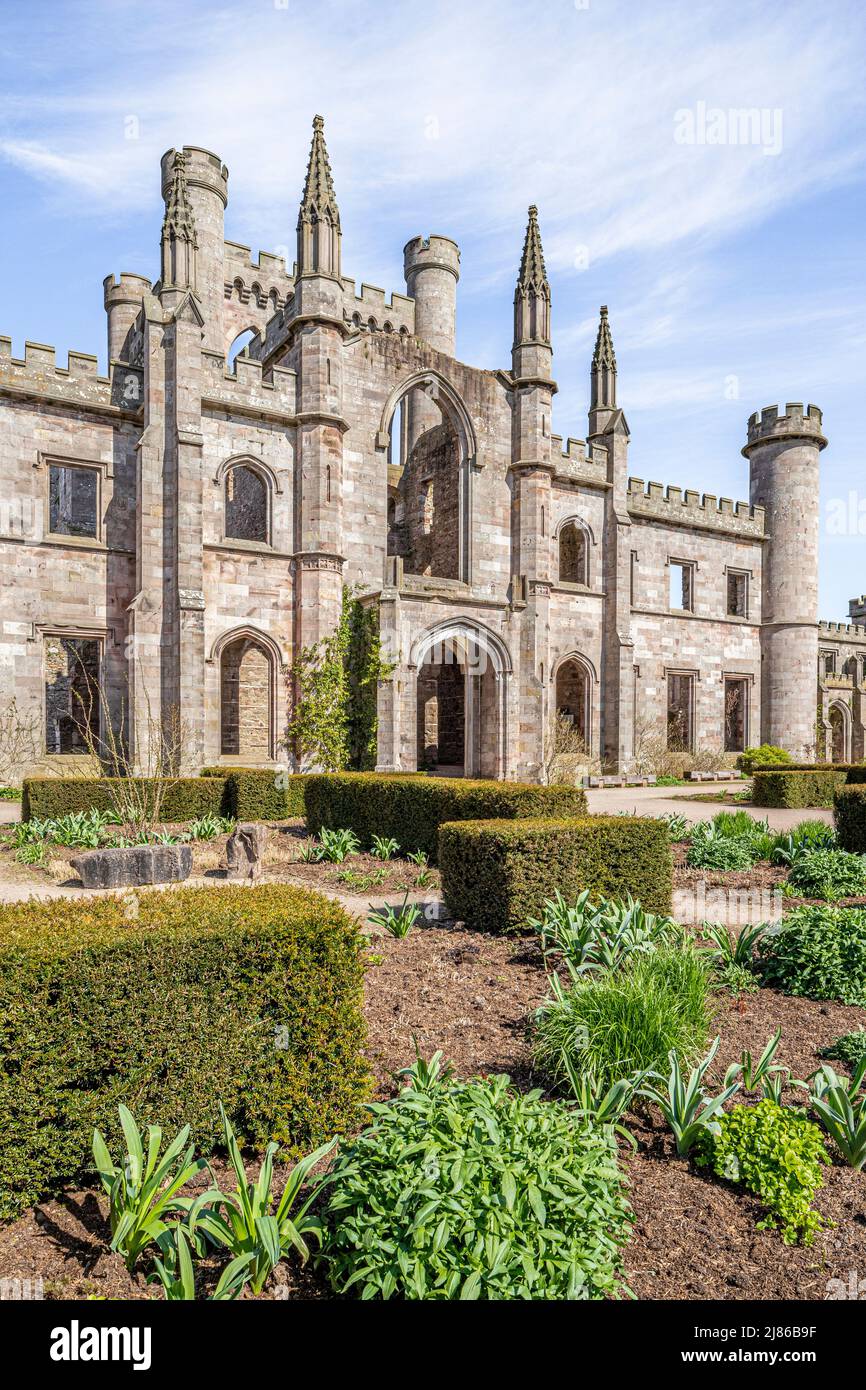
[1,749,866,1301]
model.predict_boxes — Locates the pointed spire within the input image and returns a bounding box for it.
[513,205,551,348]
[590,305,617,413]
[161,151,197,290]
[297,115,342,277]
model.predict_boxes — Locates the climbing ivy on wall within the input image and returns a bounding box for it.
[288,587,391,772]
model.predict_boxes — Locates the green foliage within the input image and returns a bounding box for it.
[786,848,866,900]
[318,827,361,862]
[22,776,228,823]
[714,961,761,995]
[661,812,690,842]
[807,1061,866,1170]
[757,904,866,1004]
[696,1100,829,1244]
[92,1105,210,1271]
[320,1055,634,1300]
[189,1104,336,1297]
[752,769,847,809]
[367,893,422,939]
[834,784,866,853]
[440,814,672,933]
[189,813,236,841]
[686,811,776,869]
[737,745,792,775]
[0,884,369,1220]
[532,890,681,981]
[644,1037,741,1156]
[149,1225,198,1301]
[305,772,588,862]
[771,820,836,866]
[686,833,756,870]
[821,1030,866,1070]
[723,1028,788,1098]
[14,842,45,865]
[228,769,309,821]
[533,947,711,1094]
[370,834,400,861]
[702,920,769,968]
[288,587,391,773]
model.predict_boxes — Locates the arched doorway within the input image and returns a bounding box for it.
[554,657,591,750]
[379,371,477,585]
[220,636,273,759]
[412,622,510,778]
[829,703,851,763]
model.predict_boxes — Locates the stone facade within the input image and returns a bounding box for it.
[0,118,852,779]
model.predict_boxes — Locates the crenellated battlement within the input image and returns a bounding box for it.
[342,279,415,333]
[0,336,143,413]
[819,619,866,640]
[224,241,293,309]
[627,476,765,537]
[744,401,827,451]
[201,348,297,418]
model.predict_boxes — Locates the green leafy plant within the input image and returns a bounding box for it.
[318,827,361,863]
[702,920,768,968]
[533,946,711,1093]
[188,1105,336,1297]
[558,1051,646,1150]
[148,1224,198,1301]
[336,866,387,890]
[724,1028,788,1098]
[14,842,45,865]
[298,839,324,863]
[713,960,761,995]
[370,834,400,861]
[367,892,421,939]
[686,829,756,871]
[644,1037,741,1156]
[696,1099,828,1244]
[189,813,235,841]
[771,821,836,867]
[661,812,690,842]
[757,904,866,1004]
[737,745,792,775]
[321,1057,634,1300]
[806,1060,866,1169]
[92,1105,211,1271]
[786,849,866,901]
[821,1030,866,1070]
[406,849,429,867]
[532,890,680,981]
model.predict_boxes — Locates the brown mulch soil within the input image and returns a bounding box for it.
[2,909,865,1301]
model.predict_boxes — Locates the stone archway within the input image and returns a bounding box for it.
[554,655,592,751]
[411,620,510,778]
[829,702,851,763]
[219,635,274,760]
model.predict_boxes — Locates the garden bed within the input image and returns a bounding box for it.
[1,913,865,1301]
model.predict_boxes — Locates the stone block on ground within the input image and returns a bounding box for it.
[226,822,268,880]
[71,844,193,889]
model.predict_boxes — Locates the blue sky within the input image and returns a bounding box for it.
[2,0,864,617]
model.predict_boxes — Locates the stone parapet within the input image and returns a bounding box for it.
[626,477,765,537]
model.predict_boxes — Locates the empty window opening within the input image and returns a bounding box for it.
[44,636,100,754]
[667,673,694,751]
[559,522,588,585]
[49,464,98,539]
[555,659,590,750]
[724,678,748,752]
[228,329,256,370]
[727,571,748,618]
[225,465,268,544]
[386,389,460,581]
[669,561,694,611]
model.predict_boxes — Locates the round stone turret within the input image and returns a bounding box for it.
[160,146,229,352]
[403,235,460,357]
[744,402,827,759]
[103,272,151,363]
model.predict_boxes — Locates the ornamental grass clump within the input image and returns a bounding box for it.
[757,904,866,1005]
[695,1100,829,1245]
[321,1054,634,1301]
[533,946,711,1094]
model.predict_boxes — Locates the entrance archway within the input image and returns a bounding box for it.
[829,702,851,763]
[554,656,592,750]
[411,621,510,778]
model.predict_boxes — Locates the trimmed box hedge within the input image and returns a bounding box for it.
[0,884,369,1221]
[304,773,589,859]
[22,775,228,823]
[228,769,310,820]
[751,769,849,809]
[834,784,866,853]
[438,814,673,933]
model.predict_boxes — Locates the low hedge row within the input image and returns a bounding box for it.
[303,773,588,859]
[22,770,311,823]
[834,785,866,853]
[22,776,227,822]
[751,762,866,779]
[751,769,849,809]
[0,884,369,1220]
[438,815,673,934]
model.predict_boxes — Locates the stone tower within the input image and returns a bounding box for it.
[744,403,827,758]
[159,147,228,352]
[402,233,460,448]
